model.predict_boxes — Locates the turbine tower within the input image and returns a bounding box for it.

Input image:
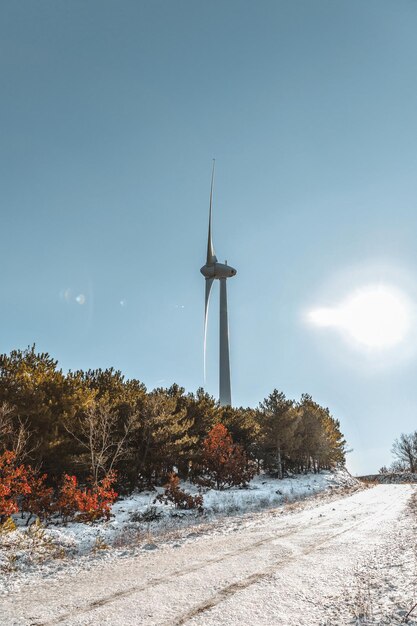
[200,162,237,406]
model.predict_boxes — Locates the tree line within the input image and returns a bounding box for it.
[0,346,347,492]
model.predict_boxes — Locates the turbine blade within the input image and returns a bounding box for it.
[207,160,217,265]
[204,277,214,381]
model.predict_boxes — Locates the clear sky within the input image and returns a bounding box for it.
[2,1,417,475]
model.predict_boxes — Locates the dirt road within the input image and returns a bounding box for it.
[2,484,413,626]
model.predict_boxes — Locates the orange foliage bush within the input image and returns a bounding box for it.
[0,450,118,525]
[23,469,54,525]
[57,472,118,523]
[77,471,118,522]
[0,451,30,522]
[201,424,256,490]
[57,474,80,523]
[156,472,203,511]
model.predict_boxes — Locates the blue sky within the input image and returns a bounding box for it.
[2,1,417,474]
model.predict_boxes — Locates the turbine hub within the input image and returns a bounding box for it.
[201,262,237,279]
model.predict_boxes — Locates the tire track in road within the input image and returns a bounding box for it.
[31,534,289,626]
[170,499,400,626]
[30,515,337,626]
[28,490,401,626]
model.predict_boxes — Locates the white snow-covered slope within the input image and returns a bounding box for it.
[0,468,357,577]
[1,483,415,626]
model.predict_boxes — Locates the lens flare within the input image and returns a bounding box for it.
[308,285,411,350]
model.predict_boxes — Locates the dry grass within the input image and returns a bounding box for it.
[0,518,74,574]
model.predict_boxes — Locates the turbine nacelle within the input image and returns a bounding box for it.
[200,262,237,280]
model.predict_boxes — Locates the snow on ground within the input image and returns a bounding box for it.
[0,468,357,593]
[1,482,415,625]
[200,467,357,513]
[327,508,417,625]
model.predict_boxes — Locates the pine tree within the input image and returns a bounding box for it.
[257,390,298,478]
[135,390,197,486]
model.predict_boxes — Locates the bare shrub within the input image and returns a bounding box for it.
[65,399,136,484]
[0,402,37,462]
[131,506,162,523]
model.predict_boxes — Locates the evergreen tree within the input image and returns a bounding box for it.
[134,389,197,487]
[0,346,94,474]
[257,390,298,478]
[221,405,260,458]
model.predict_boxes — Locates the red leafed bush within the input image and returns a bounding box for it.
[23,469,54,525]
[201,424,256,490]
[77,471,118,522]
[0,451,31,523]
[57,474,80,523]
[57,472,118,523]
[156,473,203,511]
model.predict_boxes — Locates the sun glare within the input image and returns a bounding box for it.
[308,285,412,350]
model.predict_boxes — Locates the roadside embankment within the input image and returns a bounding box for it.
[359,473,417,484]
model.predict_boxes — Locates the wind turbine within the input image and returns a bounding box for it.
[200,161,237,406]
